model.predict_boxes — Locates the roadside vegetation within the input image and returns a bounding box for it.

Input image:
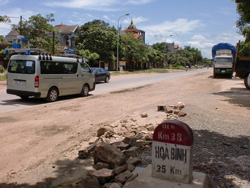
[235,1,250,56]
[0,14,213,71]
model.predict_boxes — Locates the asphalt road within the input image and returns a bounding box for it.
[0,68,211,113]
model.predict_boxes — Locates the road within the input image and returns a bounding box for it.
[0,68,210,113]
[0,69,249,188]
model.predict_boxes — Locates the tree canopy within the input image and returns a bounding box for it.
[12,13,60,54]
[235,1,250,56]
[75,20,117,69]
[0,15,10,23]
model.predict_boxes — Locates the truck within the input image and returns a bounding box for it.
[212,43,236,78]
[234,41,250,90]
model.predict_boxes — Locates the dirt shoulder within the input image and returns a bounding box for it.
[0,71,249,187]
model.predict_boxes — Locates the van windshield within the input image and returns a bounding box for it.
[8,60,35,74]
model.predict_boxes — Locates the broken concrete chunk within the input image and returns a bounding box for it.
[92,168,114,184]
[94,141,126,168]
[126,157,141,166]
[123,146,141,158]
[82,175,100,188]
[97,127,114,137]
[157,105,166,111]
[113,164,128,175]
[140,114,148,118]
[114,170,133,184]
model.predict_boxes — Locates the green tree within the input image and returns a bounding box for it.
[169,49,193,68]
[12,13,60,54]
[121,34,149,69]
[75,20,116,70]
[0,15,10,23]
[78,49,100,66]
[184,46,202,65]
[148,48,163,68]
[152,42,169,66]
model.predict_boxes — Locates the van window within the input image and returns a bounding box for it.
[8,60,35,74]
[41,61,78,74]
[81,63,91,73]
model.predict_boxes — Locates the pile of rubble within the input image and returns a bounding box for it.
[78,127,152,188]
[61,102,187,188]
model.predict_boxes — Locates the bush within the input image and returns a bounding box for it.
[0,65,4,73]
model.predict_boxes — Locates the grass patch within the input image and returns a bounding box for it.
[0,74,6,81]
[111,68,169,76]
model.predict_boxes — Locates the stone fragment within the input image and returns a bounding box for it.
[117,143,130,150]
[78,141,98,159]
[127,163,135,172]
[164,108,173,113]
[178,111,187,117]
[82,175,100,188]
[94,141,126,168]
[97,127,114,137]
[103,183,122,188]
[92,168,114,184]
[144,134,153,141]
[123,134,143,147]
[177,102,185,109]
[174,110,180,114]
[123,173,138,188]
[114,170,133,184]
[126,157,141,165]
[113,164,128,175]
[157,106,166,111]
[94,162,110,170]
[140,113,148,118]
[123,146,140,158]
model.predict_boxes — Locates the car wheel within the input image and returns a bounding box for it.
[81,84,89,97]
[244,73,250,90]
[46,87,58,102]
[105,76,109,83]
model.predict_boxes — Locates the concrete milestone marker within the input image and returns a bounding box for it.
[152,120,193,183]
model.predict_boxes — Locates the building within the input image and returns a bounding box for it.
[123,20,145,43]
[5,24,79,52]
[49,24,79,49]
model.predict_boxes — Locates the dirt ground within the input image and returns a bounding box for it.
[0,71,250,187]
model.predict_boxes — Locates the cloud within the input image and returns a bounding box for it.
[44,0,154,11]
[0,8,34,36]
[0,0,9,6]
[142,18,202,45]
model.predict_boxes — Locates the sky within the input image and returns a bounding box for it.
[0,0,245,58]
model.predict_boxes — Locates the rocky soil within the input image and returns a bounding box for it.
[0,70,249,188]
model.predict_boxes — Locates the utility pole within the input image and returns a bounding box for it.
[20,16,22,35]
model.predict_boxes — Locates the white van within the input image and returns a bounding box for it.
[6,54,95,102]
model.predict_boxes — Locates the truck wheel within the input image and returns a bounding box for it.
[80,84,89,97]
[244,73,250,90]
[46,87,58,102]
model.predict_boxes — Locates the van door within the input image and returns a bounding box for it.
[7,59,36,93]
[80,63,93,89]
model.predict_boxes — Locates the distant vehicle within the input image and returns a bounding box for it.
[6,54,95,102]
[234,41,250,90]
[212,43,236,78]
[91,67,110,83]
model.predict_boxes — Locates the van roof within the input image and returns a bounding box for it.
[10,54,85,63]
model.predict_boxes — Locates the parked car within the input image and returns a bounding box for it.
[91,67,110,83]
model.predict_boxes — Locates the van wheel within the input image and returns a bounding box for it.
[81,84,89,97]
[244,73,250,90]
[105,76,109,83]
[46,87,58,102]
